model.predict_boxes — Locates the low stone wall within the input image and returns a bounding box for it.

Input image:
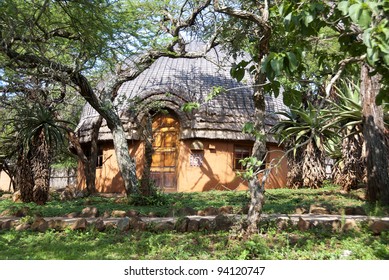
[1,205,389,235]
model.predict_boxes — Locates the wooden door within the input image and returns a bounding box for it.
[150,113,179,192]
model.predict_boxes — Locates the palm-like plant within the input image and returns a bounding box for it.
[272,103,338,188]
[7,102,68,204]
[325,81,365,191]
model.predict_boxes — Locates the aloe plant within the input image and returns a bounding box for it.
[325,80,365,191]
[272,103,338,188]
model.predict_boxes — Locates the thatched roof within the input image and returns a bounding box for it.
[76,46,287,143]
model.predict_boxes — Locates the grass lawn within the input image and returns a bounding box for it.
[0,184,388,260]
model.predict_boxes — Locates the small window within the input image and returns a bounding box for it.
[234,146,251,170]
[190,152,204,167]
[96,149,103,168]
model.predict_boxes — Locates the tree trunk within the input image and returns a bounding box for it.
[67,130,95,194]
[334,127,366,191]
[140,115,155,196]
[286,146,304,188]
[360,63,389,205]
[71,73,139,195]
[16,151,34,202]
[302,141,326,188]
[30,130,50,205]
[87,115,103,194]
[246,64,268,234]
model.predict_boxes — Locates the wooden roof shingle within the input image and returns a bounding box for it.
[76,46,287,143]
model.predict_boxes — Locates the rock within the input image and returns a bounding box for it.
[198,218,212,231]
[132,220,147,231]
[105,222,116,231]
[169,207,196,217]
[102,211,111,218]
[127,217,142,230]
[81,207,99,218]
[12,191,21,203]
[309,204,330,215]
[111,210,127,217]
[199,207,219,216]
[219,206,233,214]
[332,220,342,232]
[276,218,289,231]
[66,212,80,218]
[15,223,31,231]
[1,220,14,230]
[117,217,130,232]
[148,212,157,217]
[344,206,366,216]
[1,193,12,199]
[126,210,140,217]
[15,207,31,217]
[0,209,13,217]
[214,214,233,231]
[93,218,106,232]
[48,219,67,231]
[297,217,310,231]
[369,220,389,235]
[153,222,175,232]
[342,219,359,232]
[295,207,308,214]
[70,218,88,231]
[31,218,48,232]
[175,217,190,232]
[187,220,199,232]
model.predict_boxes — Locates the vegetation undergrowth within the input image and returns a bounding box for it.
[0,223,387,260]
[1,184,388,260]
[1,184,388,217]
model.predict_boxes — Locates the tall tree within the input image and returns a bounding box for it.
[271,0,389,204]
[0,0,214,196]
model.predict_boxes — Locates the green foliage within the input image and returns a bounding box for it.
[272,103,338,155]
[2,102,70,160]
[1,185,386,217]
[205,86,226,102]
[0,221,387,260]
[181,102,200,112]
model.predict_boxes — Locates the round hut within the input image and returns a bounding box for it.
[76,46,288,193]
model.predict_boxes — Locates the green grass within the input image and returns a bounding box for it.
[0,224,387,260]
[1,184,388,260]
[1,184,387,217]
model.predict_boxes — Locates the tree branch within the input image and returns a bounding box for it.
[213,0,270,28]
[325,54,367,99]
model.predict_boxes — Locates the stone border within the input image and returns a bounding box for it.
[1,213,389,234]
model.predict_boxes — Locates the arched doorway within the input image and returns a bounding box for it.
[150,113,180,192]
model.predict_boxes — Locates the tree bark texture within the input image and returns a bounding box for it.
[30,130,50,205]
[71,73,139,195]
[334,127,366,191]
[246,54,269,234]
[286,146,304,188]
[302,141,326,188]
[87,115,103,194]
[360,63,389,205]
[16,152,34,203]
[67,130,96,194]
[140,116,155,196]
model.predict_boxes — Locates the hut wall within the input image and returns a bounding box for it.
[77,139,287,193]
